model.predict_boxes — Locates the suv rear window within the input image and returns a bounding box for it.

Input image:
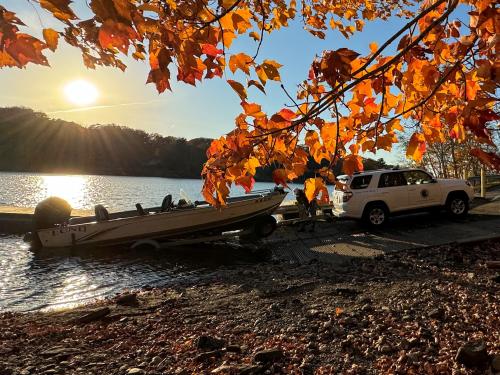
[350,175,372,189]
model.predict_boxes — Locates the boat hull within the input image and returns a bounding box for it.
[35,191,286,248]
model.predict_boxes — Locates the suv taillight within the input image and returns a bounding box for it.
[343,191,353,202]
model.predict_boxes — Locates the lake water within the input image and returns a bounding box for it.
[0,172,302,312]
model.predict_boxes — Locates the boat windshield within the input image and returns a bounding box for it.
[179,189,193,206]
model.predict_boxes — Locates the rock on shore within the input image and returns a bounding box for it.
[0,241,498,374]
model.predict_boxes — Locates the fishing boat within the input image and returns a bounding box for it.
[29,188,286,248]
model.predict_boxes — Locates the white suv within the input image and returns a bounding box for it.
[332,168,475,227]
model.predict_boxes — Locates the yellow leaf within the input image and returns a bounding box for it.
[369,42,378,54]
[42,28,59,51]
[222,30,236,48]
[244,157,260,175]
[304,177,329,203]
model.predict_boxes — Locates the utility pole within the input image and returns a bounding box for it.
[480,167,486,198]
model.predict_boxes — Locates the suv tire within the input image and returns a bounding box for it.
[363,203,389,227]
[446,193,469,219]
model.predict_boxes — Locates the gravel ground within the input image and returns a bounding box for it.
[0,241,498,375]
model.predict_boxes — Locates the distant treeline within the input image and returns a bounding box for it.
[0,107,391,180]
[0,107,212,178]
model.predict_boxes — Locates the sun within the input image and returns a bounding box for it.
[63,80,99,106]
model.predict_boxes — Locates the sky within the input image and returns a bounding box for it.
[0,1,427,164]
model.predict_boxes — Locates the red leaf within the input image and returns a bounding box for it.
[98,20,138,53]
[470,149,500,171]
[235,175,255,193]
[201,43,222,57]
[272,169,289,188]
[146,68,171,93]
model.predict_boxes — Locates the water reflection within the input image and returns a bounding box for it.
[0,236,268,312]
[42,175,87,209]
[0,172,301,211]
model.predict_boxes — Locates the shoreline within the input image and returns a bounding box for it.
[1,241,498,374]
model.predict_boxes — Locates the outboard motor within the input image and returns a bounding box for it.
[33,197,72,231]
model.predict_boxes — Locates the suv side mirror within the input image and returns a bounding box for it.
[430,178,437,183]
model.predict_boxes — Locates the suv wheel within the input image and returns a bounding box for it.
[446,194,469,218]
[363,204,388,227]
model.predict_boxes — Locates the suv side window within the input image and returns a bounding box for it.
[403,170,434,185]
[350,175,373,189]
[378,172,406,188]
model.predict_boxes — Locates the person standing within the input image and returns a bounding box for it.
[294,188,317,232]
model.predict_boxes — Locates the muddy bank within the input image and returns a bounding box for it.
[1,241,499,374]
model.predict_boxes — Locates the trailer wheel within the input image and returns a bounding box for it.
[131,239,160,251]
[254,215,277,238]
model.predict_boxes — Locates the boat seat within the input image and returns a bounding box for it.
[176,199,195,209]
[95,204,110,222]
[161,194,173,212]
[136,203,146,216]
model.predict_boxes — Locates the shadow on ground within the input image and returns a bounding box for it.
[266,197,500,265]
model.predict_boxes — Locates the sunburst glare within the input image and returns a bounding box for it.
[63,80,99,106]
[42,175,86,209]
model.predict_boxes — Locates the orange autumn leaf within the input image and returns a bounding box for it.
[229,53,253,74]
[244,157,260,175]
[39,0,77,22]
[241,101,265,118]
[304,177,329,203]
[247,79,266,94]
[255,60,282,85]
[272,169,289,188]
[343,154,363,175]
[147,68,171,93]
[98,20,138,54]
[270,108,297,123]
[42,28,59,51]
[319,167,336,183]
[227,80,247,100]
[3,34,49,67]
[406,133,426,162]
